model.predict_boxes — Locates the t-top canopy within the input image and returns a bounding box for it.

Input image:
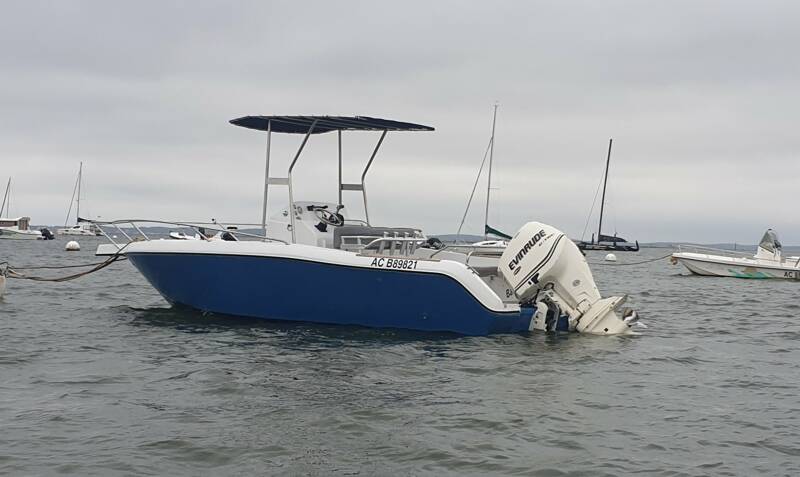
[230,115,435,134]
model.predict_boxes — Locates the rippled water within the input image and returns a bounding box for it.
[1,238,798,476]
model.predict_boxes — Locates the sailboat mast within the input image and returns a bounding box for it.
[484,103,498,240]
[597,138,613,244]
[0,177,10,217]
[76,162,82,222]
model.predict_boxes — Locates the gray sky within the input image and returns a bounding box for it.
[1,1,798,243]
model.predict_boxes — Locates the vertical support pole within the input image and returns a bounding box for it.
[337,129,342,206]
[362,183,369,226]
[77,161,82,221]
[361,130,387,226]
[261,120,272,238]
[484,103,498,240]
[288,120,318,243]
[597,138,613,244]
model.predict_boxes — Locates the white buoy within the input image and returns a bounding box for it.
[604,253,617,262]
[0,272,6,299]
[65,241,81,252]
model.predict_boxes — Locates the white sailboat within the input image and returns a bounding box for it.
[456,104,510,251]
[0,178,45,240]
[57,163,101,236]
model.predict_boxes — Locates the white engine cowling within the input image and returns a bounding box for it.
[498,222,637,335]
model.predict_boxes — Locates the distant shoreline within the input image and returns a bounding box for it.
[26,226,799,250]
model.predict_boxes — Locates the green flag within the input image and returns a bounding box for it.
[485,224,512,240]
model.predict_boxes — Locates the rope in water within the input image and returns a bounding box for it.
[3,255,127,282]
[3,259,128,270]
[0,244,131,282]
[587,252,674,266]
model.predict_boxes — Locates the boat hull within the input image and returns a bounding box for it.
[577,241,639,252]
[673,253,800,280]
[127,250,533,335]
[57,230,99,236]
[0,229,42,240]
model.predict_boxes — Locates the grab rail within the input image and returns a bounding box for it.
[362,235,426,256]
[429,244,505,259]
[86,218,290,246]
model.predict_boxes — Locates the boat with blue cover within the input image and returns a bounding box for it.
[94,115,639,335]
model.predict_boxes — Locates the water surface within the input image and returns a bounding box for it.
[1,239,798,475]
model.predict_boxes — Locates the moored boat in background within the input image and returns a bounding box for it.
[671,229,800,279]
[57,163,102,237]
[0,178,48,240]
[576,139,639,252]
[0,217,44,240]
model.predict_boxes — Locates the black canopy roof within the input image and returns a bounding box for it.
[230,115,435,134]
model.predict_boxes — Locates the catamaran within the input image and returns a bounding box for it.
[577,139,639,252]
[672,229,800,279]
[57,162,102,236]
[0,178,46,240]
[92,115,639,335]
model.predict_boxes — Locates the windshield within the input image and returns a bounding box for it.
[759,229,782,252]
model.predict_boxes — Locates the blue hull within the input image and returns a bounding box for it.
[128,253,533,335]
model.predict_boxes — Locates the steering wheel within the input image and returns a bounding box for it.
[314,208,344,226]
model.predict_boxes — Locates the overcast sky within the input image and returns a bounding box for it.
[1,1,798,243]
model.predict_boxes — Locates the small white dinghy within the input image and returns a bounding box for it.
[168,231,202,240]
[672,229,800,280]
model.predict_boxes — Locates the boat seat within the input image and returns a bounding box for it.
[334,225,419,249]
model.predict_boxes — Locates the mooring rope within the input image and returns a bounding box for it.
[5,259,127,270]
[5,255,126,282]
[587,252,674,266]
[1,243,131,282]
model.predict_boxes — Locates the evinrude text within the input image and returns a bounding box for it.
[508,229,549,271]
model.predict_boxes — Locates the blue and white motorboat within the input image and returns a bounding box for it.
[95,115,639,335]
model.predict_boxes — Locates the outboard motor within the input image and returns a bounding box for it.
[498,222,638,335]
[39,228,55,240]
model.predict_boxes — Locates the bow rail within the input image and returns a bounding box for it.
[84,218,290,248]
